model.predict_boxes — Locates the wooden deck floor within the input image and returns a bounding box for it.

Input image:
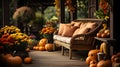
[22,50,89,67]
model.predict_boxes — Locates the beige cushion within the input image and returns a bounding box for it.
[72,27,90,36]
[71,21,81,27]
[86,22,97,29]
[79,22,88,29]
[53,35,71,43]
[62,25,78,37]
[58,23,71,35]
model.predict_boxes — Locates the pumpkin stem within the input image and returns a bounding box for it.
[12,50,16,56]
[96,45,99,50]
[103,56,108,60]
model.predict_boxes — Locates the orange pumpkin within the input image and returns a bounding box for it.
[89,60,97,67]
[117,52,120,56]
[96,33,102,38]
[45,43,54,51]
[97,59,112,67]
[88,47,100,58]
[6,56,22,67]
[25,47,30,52]
[86,56,97,65]
[89,64,97,67]
[24,57,32,64]
[38,38,47,46]
[90,60,97,65]
[33,46,39,50]
[111,54,120,63]
[39,46,45,51]
[33,46,36,50]
[1,53,12,64]
[101,33,108,38]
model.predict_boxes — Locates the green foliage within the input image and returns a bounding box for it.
[77,0,88,18]
[44,6,57,22]
[35,11,46,24]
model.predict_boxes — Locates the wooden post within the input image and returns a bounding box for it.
[70,0,77,21]
[59,0,65,23]
[2,0,10,26]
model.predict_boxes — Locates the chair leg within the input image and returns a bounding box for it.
[61,46,64,55]
[69,49,72,59]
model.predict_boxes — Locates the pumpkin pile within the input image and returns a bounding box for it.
[96,23,110,38]
[33,38,54,51]
[86,42,113,67]
[0,53,33,66]
[0,53,22,67]
[33,38,47,51]
[86,46,100,65]
[111,52,120,63]
[111,52,120,67]
[96,29,110,38]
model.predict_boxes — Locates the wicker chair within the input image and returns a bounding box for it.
[53,18,103,59]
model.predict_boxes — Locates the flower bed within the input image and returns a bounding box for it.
[0,25,31,53]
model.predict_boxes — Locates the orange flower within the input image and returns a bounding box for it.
[40,27,55,35]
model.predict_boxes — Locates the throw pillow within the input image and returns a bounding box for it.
[86,22,97,29]
[79,22,88,29]
[58,23,72,35]
[62,25,78,37]
[72,27,90,36]
[71,21,81,27]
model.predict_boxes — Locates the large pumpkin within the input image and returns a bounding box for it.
[97,59,112,67]
[1,53,12,64]
[45,43,54,51]
[6,56,22,67]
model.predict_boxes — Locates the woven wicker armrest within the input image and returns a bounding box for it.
[54,29,58,35]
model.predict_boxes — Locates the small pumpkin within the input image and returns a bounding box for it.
[45,43,54,51]
[24,57,32,64]
[25,47,30,52]
[39,46,45,51]
[117,52,120,55]
[38,38,47,46]
[111,54,120,63]
[90,60,97,65]
[96,33,102,38]
[89,60,97,67]
[33,46,39,50]
[33,46,36,50]
[89,64,97,67]
[88,49,100,57]
[88,46,100,58]
[101,33,108,38]
[112,63,120,67]
[86,56,97,65]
